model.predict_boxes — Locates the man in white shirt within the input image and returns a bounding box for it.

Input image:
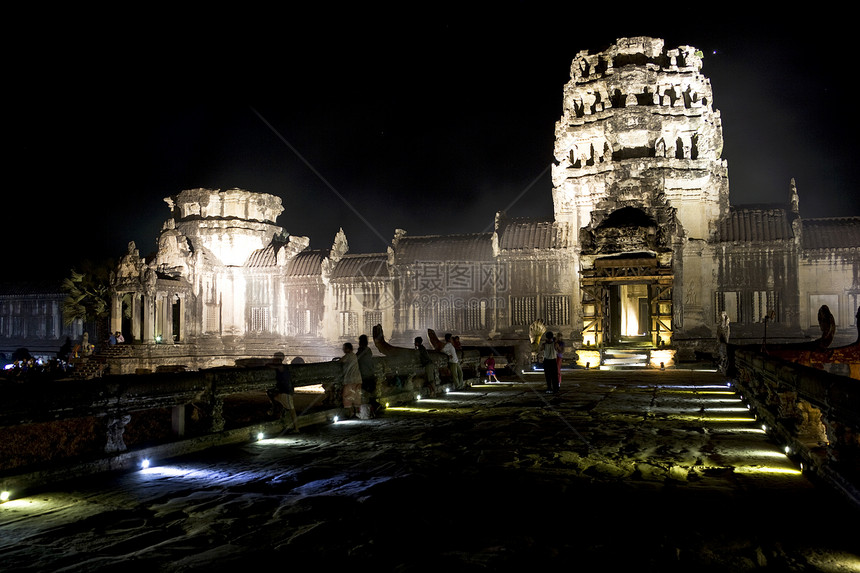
[442,332,464,390]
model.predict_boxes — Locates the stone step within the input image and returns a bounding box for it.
[602,348,650,368]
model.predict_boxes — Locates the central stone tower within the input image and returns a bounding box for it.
[552,37,729,353]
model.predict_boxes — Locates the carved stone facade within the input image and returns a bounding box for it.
[0,282,83,362]
[102,37,859,369]
[552,37,729,357]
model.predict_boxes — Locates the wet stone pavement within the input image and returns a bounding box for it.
[2,369,859,572]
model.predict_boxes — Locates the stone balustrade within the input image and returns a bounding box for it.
[725,345,860,504]
[1,349,475,496]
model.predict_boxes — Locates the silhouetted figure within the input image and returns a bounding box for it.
[340,342,364,418]
[267,352,298,433]
[415,336,437,397]
[442,333,464,390]
[542,331,559,394]
[356,334,376,419]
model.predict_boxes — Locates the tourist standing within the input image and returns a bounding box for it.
[415,336,437,397]
[542,331,559,394]
[442,333,464,390]
[483,355,499,383]
[356,334,376,418]
[340,342,364,418]
[267,352,299,433]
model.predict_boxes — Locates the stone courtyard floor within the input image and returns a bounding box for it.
[1,369,859,571]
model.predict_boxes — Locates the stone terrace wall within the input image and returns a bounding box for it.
[0,350,470,496]
[726,345,860,504]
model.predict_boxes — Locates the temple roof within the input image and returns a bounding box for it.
[0,281,65,297]
[801,217,860,250]
[717,206,796,243]
[331,253,389,280]
[285,250,325,277]
[497,217,571,250]
[393,233,494,263]
[245,244,279,268]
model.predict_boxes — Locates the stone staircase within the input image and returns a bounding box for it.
[69,344,135,379]
[602,347,650,369]
[70,356,108,379]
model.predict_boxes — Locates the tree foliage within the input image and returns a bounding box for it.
[61,260,113,327]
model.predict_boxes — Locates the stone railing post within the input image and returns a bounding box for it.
[172,405,186,437]
[796,400,827,445]
[105,413,132,453]
[201,374,224,433]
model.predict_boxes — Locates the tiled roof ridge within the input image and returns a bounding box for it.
[800,217,860,250]
[717,206,795,243]
[0,280,65,295]
[801,216,860,223]
[399,232,494,241]
[499,215,556,223]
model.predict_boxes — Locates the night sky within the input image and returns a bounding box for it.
[7,11,859,281]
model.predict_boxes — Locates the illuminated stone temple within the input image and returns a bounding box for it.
[92,37,860,371]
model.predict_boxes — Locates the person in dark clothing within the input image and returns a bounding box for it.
[267,352,299,433]
[356,334,377,418]
[415,336,437,397]
[541,331,559,394]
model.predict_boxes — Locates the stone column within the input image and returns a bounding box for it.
[110,293,122,336]
[131,293,142,343]
[176,294,184,343]
[163,293,174,344]
[142,294,155,343]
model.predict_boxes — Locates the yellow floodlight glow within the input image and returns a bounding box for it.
[256,432,265,441]
[296,384,326,394]
[734,466,802,476]
[703,407,749,413]
[669,415,757,423]
[1,491,10,502]
[721,427,767,434]
[385,406,436,413]
[650,349,675,369]
[577,350,601,368]
[0,496,74,511]
[742,450,792,459]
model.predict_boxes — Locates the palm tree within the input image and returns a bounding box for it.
[61,260,113,348]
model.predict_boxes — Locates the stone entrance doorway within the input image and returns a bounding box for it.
[581,255,673,349]
[608,283,650,345]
